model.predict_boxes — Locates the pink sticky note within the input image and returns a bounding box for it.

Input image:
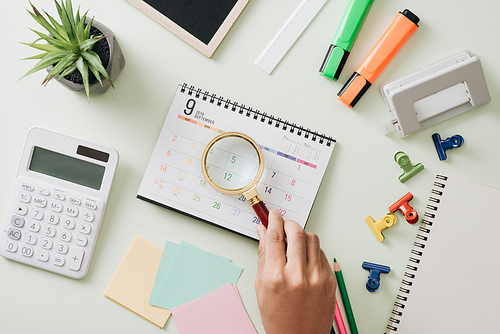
[172,283,257,334]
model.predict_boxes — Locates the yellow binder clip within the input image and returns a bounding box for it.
[366,213,397,242]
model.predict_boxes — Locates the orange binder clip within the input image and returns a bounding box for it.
[389,192,418,224]
[366,213,397,242]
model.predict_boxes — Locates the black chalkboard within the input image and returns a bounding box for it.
[127,0,249,57]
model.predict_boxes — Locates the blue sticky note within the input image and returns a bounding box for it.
[150,241,243,309]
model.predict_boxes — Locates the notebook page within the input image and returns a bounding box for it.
[389,173,500,333]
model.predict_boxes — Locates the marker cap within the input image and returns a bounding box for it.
[319,45,350,80]
[337,72,371,108]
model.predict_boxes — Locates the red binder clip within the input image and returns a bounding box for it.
[389,192,418,224]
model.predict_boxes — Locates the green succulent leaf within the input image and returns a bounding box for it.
[20,51,69,80]
[44,53,78,85]
[21,53,49,60]
[79,36,103,52]
[29,28,79,53]
[20,42,60,52]
[75,56,90,100]
[44,10,69,42]
[58,62,77,78]
[54,0,77,44]
[84,17,94,40]
[27,1,66,42]
[88,63,103,87]
[82,51,113,86]
[63,0,77,40]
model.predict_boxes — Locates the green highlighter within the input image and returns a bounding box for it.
[319,0,374,80]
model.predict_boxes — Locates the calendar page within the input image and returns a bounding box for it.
[137,84,336,239]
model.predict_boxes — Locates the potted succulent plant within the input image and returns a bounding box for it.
[20,0,125,100]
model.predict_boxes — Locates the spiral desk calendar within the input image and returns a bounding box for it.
[137,84,336,240]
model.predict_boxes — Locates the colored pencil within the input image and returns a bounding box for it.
[335,300,348,334]
[334,258,358,334]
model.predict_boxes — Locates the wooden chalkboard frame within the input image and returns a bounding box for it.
[126,0,249,58]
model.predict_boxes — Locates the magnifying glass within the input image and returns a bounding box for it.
[201,132,269,228]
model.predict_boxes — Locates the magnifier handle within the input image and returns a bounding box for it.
[252,201,269,228]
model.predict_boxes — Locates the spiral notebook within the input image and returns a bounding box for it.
[386,173,500,333]
[138,84,335,239]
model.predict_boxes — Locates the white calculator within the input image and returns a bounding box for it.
[0,127,118,279]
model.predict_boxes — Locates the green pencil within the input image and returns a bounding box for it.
[334,258,358,334]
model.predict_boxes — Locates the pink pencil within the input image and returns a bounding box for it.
[335,300,348,334]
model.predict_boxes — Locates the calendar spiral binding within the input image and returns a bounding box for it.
[180,84,336,147]
[386,174,448,333]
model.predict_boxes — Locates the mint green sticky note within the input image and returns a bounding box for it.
[151,241,243,310]
[149,240,180,304]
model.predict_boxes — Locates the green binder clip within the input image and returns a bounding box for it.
[394,151,424,183]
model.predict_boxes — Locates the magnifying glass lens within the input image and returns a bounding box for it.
[205,136,260,191]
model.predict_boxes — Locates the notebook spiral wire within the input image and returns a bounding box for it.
[386,174,448,332]
[180,84,336,147]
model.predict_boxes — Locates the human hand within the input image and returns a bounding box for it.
[255,209,336,334]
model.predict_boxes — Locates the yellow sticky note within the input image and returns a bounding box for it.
[103,236,171,328]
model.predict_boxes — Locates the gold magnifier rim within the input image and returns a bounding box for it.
[201,131,264,195]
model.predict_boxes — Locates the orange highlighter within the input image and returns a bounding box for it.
[337,9,419,108]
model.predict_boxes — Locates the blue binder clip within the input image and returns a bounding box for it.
[432,133,464,161]
[362,261,391,292]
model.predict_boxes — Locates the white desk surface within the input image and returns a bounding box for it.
[1,0,499,333]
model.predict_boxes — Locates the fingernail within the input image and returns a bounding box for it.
[270,208,280,213]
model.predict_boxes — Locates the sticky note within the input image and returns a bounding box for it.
[150,240,243,309]
[103,236,171,328]
[172,283,257,334]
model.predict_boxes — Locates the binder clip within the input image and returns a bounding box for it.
[362,261,391,292]
[394,151,424,183]
[366,213,397,242]
[389,192,418,224]
[432,133,464,161]
[380,50,491,138]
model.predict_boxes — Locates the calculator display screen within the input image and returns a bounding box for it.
[29,146,105,190]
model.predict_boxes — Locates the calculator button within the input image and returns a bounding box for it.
[36,249,49,262]
[59,230,72,242]
[54,193,66,201]
[65,205,78,217]
[15,204,28,216]
[78,223,91,235]
[43,225,56,237]
[11,215,25,228]
[37,188,50,196]
[7,228,21,240]
[27,221,41,232]
[68,248,85,271]
[47,213,59,225]
[20,245,34,257]
[75,235,88,247]
[82,210,95,222]
[4,240,18,253]
[69,197,81,205]
[52,255,65,266]
[23,232,37,245]
[21,183,34,192]
[49,201,63,213]
[18,191,31,203]
[85,202,97,210]
[56,243,69,254]
[62,217,76,230]
[33,197,47,208]
[40,238,53,250]
[30,209,44,220]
